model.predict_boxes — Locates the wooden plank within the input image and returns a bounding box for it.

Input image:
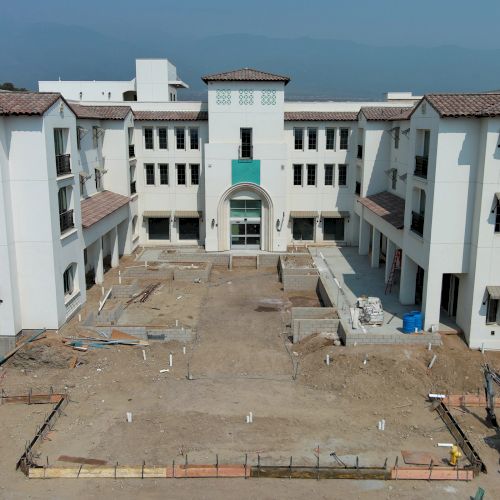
[2,394,64,405]
[391,467,473,481]
[443,394,500,408]
[111,329,142,342]
[57,456,107,466]
[250,466,388,480]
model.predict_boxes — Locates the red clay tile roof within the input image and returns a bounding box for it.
[133,110,208,121]
[359,106,415,121]
[69,104,131,120]
[80,191,130,228]
[202,68,290,85]
[424,93,500,117]
[0,92,62,116]
[284,111,358,121]
[358,191,405,229]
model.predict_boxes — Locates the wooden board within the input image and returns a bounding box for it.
[391,466,473,481]
[57,456,107,466]
[111,329,142,342]
[401,450,442,466]
[443,394,500,408]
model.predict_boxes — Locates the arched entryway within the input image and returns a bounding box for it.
[217,183,274,251]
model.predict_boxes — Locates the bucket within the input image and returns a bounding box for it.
[402,313,416,334]
[411,311,423,331]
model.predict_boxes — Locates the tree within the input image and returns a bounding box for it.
[0,82,28,91]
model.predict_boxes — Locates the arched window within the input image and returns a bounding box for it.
[63,263,77,296]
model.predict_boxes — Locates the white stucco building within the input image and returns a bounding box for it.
[0,58,499,352]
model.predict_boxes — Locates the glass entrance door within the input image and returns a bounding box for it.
[230,200,261,249]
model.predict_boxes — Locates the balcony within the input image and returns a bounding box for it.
[414,156,428,179]
[239,145,253,160]
[128,144,135,158]
[130,180,137,195]
[355,181,361,195]
[59,209,74,233]
[56,154,71,176]
[411,211,424,237]
[357,144,363,159]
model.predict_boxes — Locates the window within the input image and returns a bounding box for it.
[159,164,169,185]
[144,128,153,150]
[190,164,199,185]
[294,128,304,150]
[240,128,252,159]
[177,164,186,185]
[63,265,75,296]
[158,128,168,149]
[95,168,103,191]
[391,169,398,190]
[307,164,316,186]
[145,163,155,185]
[54,128,64,156]
[58,187,74,233]
[340,128,349,150]
[293,164,302,186]
[496,200,500,233]
[189,128,199,150]
[308,128,317,150]
[394,127,400,149]
[58,187,68,214]
[179,218,200,240]
[324,218,345,241]
[175,128,185,149]
[338,164,347,186]
[293,218,314,241]
[487,293,499,324]
[326,128,336,150]
[324,164,334,186]
[148,217,169,240]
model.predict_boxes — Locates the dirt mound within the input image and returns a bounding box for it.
[10,340,78,369]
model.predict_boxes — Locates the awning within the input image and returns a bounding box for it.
[143,211,171,218]
[174,210,202,218]
[289,211,318,218]
[487,286,500,299]
[321,211,350,218]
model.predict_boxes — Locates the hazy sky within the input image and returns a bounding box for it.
[3,0,500,49]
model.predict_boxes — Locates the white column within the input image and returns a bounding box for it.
[371,228,381,268]
[111,226,119,268]
[94,238,104,284]
[399,252,417,305]
[358,218,370,255]
[422,266,442,331]
[385,240,396,283]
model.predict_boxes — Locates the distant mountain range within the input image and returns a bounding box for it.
[2,20,500,101]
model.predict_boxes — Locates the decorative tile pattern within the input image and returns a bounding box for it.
[261,89,276,106]
[216,89,231,105]
[238,89,254,106]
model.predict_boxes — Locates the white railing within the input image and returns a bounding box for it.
[65,292,82,319]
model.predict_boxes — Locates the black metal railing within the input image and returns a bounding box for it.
[239,145,253,160]
[355,181,361,195]
[130,180,136,195]
[357,144,363,159]
[411,211,424,237]
[129,144,135,158]
[414,156,428,179]
[59,209,74,233]
[56,154,71,176]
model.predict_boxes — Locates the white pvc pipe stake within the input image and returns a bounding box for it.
[126,412,132,423]
[142,350,146,361]
[169,353,173,367]
[428,342,432,351]
[101,286,105,296]
[78,314,81,322]
[326,354,330,366]
[428,354,437,369]
[249,412,253,423]
[183,346,186,355]
[246,415,250,424]
[119,270,122,284]
[438,443,454,448]
[175,319,179,327]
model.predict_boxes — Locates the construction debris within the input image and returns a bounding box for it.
[356,297,384,325]
[125,283,161,306]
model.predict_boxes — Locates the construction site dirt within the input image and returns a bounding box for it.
[1,256,500,499]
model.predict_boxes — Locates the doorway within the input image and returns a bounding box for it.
[441,274,459,317]
[230,200,261,249]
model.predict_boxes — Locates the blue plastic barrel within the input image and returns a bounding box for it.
[402,313,416,333]
[411,311,423,331]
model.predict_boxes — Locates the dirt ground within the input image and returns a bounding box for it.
[1,261,500,499]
